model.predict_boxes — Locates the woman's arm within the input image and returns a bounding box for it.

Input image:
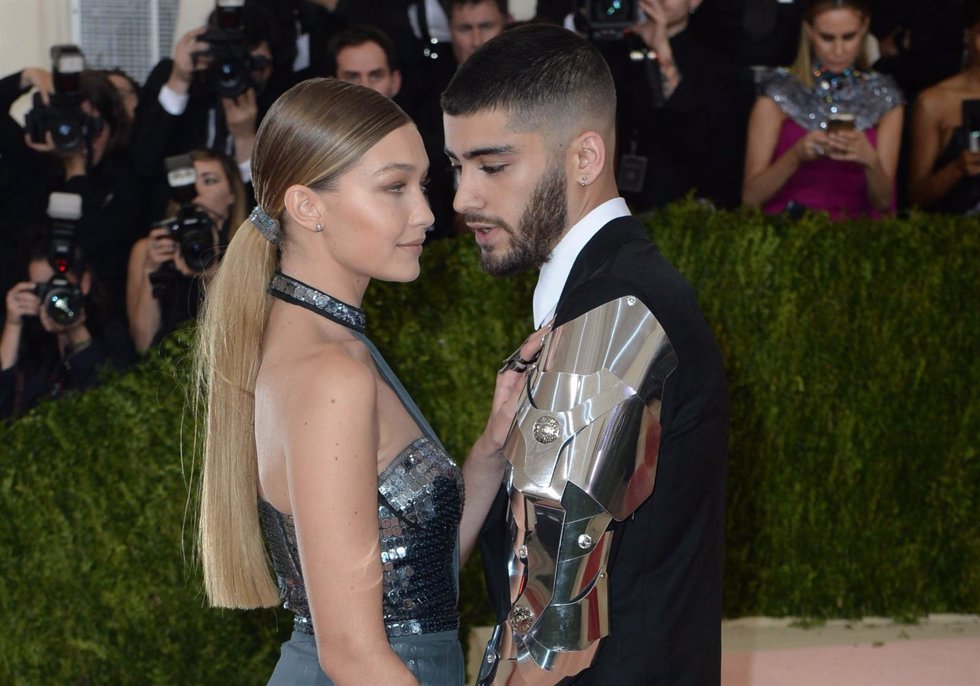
[828,106,905,212]
[908,92,980,207]
[459,328,547,565]
[283,352,418,686]
[742,96,828,208]
[127,233,178,354]
[2,282,40,371]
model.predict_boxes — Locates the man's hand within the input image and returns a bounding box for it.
[632,0,671,56]
[19,67,54,104]
[222,88,257,136]
[168,27,211,94]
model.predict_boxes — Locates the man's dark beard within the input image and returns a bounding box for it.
[478,160,567,277]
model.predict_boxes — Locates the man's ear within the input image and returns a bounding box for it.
[571,130,607,186]
[81,270,92,296]
[283,184,327,234]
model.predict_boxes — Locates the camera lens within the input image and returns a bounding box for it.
[171,205,217,272]
[51,118,83,151]
[43,285,84,327]
[216,59,248,97]
[180,227,215,272]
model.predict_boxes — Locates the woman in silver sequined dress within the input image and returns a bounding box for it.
[192,78,536,686]
[742,0,905,219]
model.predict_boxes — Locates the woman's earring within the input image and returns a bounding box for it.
[314,223,323,233]
[579,176,588,186]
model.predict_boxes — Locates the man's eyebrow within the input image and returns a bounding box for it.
[446,144,516,161]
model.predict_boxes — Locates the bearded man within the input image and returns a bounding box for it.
[443,23,729,686]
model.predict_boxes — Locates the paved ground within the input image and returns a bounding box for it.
[467,615,980,685]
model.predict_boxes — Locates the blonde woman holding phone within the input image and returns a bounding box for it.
[742,0,905,219]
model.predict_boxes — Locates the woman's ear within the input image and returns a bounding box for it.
[283,184,327,234]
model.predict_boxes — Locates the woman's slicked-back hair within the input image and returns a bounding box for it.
[194,78,410,609]
[441,23,616,135]
[251,77,411,226]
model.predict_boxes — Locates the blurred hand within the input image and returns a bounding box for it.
[5,281,41,326]
[794,129,832,163]
[169,27,211,91]
[222,88,258,139]
[631,0,671,56]
[827,129,876,167]
[958,150,980,178]
[19,67,54,105]
[143,227,179,272]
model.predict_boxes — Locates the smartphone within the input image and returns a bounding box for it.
[962,99,980,152]
[826,113,856,133]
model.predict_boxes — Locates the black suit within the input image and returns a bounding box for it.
[481,215,728,685]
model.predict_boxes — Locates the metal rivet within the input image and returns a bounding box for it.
[577,534,593,549]
[532,415,561,444]
[517,545,528,560]
[509,605,536,633]
[626,296,637,306]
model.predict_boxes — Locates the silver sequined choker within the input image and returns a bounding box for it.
[249,205,281,243]
[267,271,366,332]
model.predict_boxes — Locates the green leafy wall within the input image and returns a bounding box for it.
[1,204,977,684]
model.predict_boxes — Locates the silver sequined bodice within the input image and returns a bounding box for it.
[258,437,464,637]
[759,67,903,132]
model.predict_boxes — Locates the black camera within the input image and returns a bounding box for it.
[576,0,641,40]
[149,155,218,300]
[163,204,218,274]
[34,192,85,327]
[24,45,103,153]
[195,0,255,98]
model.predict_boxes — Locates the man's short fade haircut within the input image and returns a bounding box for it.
[440,23,616,135]
[328,25,400,72]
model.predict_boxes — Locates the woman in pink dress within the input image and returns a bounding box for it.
[742,0,904,220]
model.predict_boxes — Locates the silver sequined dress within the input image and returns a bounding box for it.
[258,437,465,685]
[259,272,466,685]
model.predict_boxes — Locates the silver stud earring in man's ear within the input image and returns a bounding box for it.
[314,223,323,233]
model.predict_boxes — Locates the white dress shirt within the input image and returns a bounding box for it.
[532,197,631,327]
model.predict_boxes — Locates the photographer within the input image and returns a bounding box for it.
[0,237,134,419]
[130,0,284,200]
[3,56,150,317]
[587,0,753,211]
[126,150,246,354]
[0,68,50,325]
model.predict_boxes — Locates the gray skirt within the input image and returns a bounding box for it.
[267,629,465,686]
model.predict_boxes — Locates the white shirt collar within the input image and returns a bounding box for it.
[532,197,631,327]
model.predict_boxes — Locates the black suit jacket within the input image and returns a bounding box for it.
[481,215,728,685]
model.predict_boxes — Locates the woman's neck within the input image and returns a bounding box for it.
[277,255,369,309]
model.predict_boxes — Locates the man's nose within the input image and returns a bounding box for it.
[452,170,481,215]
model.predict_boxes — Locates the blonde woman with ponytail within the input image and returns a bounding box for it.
[194,78,537,685]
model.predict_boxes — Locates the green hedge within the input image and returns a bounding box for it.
[1,203,977,684]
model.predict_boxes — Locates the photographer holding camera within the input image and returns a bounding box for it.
[0,195,135,419]
[576,0,753,211]
[131,0,284,200]
[126,150,246,354]
[1,49,150,319]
